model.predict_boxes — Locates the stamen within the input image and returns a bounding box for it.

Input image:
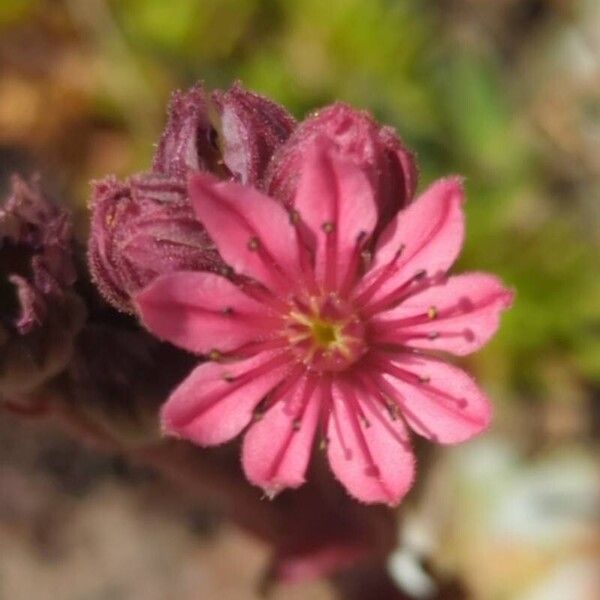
[238,280,289,313]
[261,363,305,413]
[339,230,368,298]
[324,221,337,291]
[361,270,431,318]
[230,336,289,358]
[247,236,260,251]
[353,243,405,306]
[371,356,480,422]
[291,218,319,295]
[427,305,438,319]
[370,373,438,441]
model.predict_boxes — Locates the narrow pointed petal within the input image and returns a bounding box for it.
[189,173,302,292]
[161,350,290,446]
[135,271,278,355]
[358,177,464,309]
[293,139,377,290]
[242,374,321,494]
[326,378,415,506]
[372,273,514,355]
[376,354,492,444]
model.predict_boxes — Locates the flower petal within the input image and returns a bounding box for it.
[242,373,322,494]
[161,350,290,446]
[374,353,492,444]
[357,177,464,310]
[293,138,378,291]
[372,273,514,355]
[188,172,302,293]
[135,271,279,355]
[326,377,415,506]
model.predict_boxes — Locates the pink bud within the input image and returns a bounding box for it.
[213,82,297,185]
[0,176,84,396]
[265,103,418,224]
[153,82,296,186]
[0,176,75,334]
[88,173,223,313]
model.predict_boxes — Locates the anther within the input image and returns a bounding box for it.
[222,307,234,316]
[319,437,329,450]
[427,305,438,319]
[208,349,222,361]
[427,331,440,340]
[248,237,260,251]
[289,209,300,224]
[418,375,431,384]
[253,402,267,420]
[292,418,301,431]
[321,221,335,234]
[414,269,427,280]
[222,372,236,382]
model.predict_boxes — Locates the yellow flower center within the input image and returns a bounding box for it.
[284,295,366,372]
[311,318,339,348]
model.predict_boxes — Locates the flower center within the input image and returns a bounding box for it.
[311,318,338,347]
[284,295,366,372]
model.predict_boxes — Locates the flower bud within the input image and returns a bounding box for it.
[213,82,297,185]
[152,82,296,186]
[265,103,418,224]
[88,173,223,313]
[0,176,84,396]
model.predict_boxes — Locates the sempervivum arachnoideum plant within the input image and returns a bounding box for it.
[87,81,513,506]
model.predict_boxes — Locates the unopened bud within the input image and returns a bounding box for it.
[153,81,296,186]
[266,103,417,224]
[88,173,223,313]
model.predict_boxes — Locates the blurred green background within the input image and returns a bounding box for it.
[1,1,598,599]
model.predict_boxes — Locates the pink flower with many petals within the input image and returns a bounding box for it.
[136,138,513,506]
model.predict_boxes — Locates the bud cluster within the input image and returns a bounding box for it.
[0,177,84,396]
[89,82,417,314]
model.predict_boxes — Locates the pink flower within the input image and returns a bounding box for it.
[135,138,513,506]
